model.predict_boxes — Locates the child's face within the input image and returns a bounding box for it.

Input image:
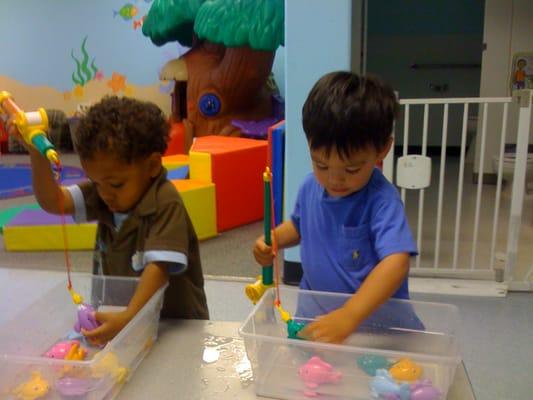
[80,151,161,213]
[310,143,390,198]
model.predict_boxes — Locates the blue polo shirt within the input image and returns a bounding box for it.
[291,168,417,299]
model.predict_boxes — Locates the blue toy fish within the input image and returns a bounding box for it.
[370,369,410,400]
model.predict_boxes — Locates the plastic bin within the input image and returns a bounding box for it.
[0,274,167,399]
[239,287,462,400]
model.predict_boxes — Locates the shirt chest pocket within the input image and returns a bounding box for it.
[339,224,373,270]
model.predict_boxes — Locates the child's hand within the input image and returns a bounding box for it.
[253,235,274,266]
[300,306,358,344]
[82,310,133,346]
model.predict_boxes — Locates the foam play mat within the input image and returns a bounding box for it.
[0,164,85,199]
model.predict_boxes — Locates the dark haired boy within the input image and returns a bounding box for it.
[14,96,208,345]
[253,72,416,343]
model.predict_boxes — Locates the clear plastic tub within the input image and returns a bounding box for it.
[0,274,167,399]
[239,287,462,400]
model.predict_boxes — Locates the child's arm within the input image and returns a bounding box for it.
[253,220,300,266]
[8,122,74,214]
[28,148,75,214]
[83,262,169,345]
[301,252,409,344]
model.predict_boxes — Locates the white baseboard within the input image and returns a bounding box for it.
[507,280,533,291]
[205,274,255,283]
[410,277,508,297]
[205,275,524,297]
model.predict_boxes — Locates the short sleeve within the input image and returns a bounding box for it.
[142,201,191,274]
[66,180,101,222]
[371,198,418,260]
[290,184,304,234]
[144,200,190,255]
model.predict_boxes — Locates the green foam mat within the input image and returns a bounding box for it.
[0,204,40,233]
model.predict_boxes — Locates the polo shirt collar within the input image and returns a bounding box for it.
[133,167,168,217]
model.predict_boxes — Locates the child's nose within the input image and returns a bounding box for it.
[328,170,345,183]
[97,188,113,201]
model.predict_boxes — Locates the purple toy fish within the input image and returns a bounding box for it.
[410,379,442,400]
[74,303,100,333]
[55,377,98,398]
[298,356,342,397]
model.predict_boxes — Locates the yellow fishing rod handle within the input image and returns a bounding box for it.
[245,275,273,304]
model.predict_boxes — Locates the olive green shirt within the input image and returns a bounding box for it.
[68,168,209,319]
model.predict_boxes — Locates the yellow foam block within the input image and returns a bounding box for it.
[4,224,97,251]
[171,179,217,240]
[163,154,189,170]
[189,151,212,182]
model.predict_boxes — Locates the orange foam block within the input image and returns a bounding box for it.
[171,179,217,240]
[162,154,189,170]
[189,136,267,231]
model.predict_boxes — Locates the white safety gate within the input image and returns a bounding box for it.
[383,90,533,291]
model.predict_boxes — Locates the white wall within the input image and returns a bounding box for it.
[475,0,533,173]
[283,0,352,264]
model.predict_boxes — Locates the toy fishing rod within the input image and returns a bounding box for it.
[246,167,274,303]
[0,91,60,168]
[246,167,306,339]
[0,91,84,306]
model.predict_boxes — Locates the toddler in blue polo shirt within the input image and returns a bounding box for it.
[253,71,418,344]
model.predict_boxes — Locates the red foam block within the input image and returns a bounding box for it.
[191,136,268,231]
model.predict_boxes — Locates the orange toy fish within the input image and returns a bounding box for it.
[389,358,422,382]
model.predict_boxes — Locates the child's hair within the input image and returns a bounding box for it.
[74,96,169,162]
[302,71,398,159]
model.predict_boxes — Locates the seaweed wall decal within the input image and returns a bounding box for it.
[70,36,98,86]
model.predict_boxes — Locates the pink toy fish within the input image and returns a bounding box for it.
[298,356,342,397]
[45,340,80,359]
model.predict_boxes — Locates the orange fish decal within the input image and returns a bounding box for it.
[133,15,146,30]
[107,72,127,93]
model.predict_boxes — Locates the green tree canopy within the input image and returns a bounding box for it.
[143,0,284,51]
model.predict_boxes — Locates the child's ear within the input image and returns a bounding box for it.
[147,153,162,178]
[377,136,393,161]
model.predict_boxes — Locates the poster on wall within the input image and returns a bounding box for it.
[510,52,533,93]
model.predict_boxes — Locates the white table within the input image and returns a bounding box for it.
[117,320,476,400]
[0,269,475,399]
